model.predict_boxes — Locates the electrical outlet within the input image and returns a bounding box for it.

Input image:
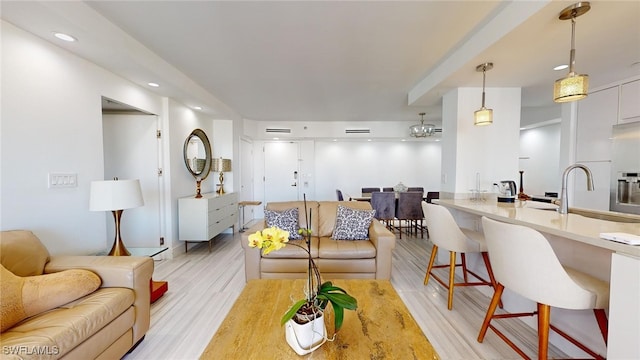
[159,237,165,246]
[48,173,78,188]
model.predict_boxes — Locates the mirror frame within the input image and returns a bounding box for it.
[183,129,213,181]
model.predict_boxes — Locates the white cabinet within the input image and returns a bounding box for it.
[178,192,238,252]
[576,86,618,162]
[620,79,640,123]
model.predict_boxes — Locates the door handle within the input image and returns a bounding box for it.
[292,170,298,186]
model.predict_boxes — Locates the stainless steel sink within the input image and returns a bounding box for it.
[568,208,640,223]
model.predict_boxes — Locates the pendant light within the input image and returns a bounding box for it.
[553,2,590,103]
[474,62,493,126]
[409,112,436,138]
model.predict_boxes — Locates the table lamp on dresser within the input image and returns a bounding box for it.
[90,178,144,256]
[212,157,231,194]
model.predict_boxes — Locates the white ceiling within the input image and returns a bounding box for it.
[2,1,639,126]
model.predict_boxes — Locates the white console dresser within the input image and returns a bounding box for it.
[178,192,238,252]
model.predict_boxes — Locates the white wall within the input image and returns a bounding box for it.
[519,123,561,196]
[314,140,441,200]
[247,138,441,219]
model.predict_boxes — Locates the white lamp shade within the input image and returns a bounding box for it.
[90,179,144,211]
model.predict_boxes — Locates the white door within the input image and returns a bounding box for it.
[102,113,161,248]
[264,142,300,203]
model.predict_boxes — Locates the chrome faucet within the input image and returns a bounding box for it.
[559,164,594,214]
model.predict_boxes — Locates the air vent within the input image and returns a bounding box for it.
[345,129,371,134]
[265,128,291,133]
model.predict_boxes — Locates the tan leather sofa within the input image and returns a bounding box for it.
[241,201,396,280]
[0,230,153,360]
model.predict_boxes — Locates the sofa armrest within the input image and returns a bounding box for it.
[45,255,153,344]
[240,221,266,281]
[368,220,396,279]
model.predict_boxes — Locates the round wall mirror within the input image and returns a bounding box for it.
[183,129,212,197]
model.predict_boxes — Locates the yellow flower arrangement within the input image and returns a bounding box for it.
[248,226,289,255]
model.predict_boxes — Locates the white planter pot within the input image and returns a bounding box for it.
[285,315,327,355]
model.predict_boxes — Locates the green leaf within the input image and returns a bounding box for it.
[280,299,308,326]
[333,305,345,332]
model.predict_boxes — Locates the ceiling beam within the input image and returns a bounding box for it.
[408,0,550,106]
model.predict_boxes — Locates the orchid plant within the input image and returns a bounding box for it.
[247,197,357,333]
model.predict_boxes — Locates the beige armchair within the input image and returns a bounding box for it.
[1,230,153,360]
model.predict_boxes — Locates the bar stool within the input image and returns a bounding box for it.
[479,217,609,360]
[422,203,500,310]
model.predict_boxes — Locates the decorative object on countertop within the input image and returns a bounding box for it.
[247,195,358,355]
[517,170,531,200]
[474,62,494,126]
[212,157,232,194]
[553,2,591,103]
[183,129,213,198]
[89,178,144,256]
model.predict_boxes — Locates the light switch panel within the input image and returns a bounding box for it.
[48,173,78,188]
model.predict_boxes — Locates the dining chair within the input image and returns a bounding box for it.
[425,191,439,203]
[361,187,380,195]
[370,191,395,230]
[336,189,344,201]
[422,203,500,310]
[407,187,424,193]
[395,192,424,238]
[479,217,609,360]
[382,187,394,192]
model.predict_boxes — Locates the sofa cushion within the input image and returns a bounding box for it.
[0,264,101,332]
[332,205,376,240]
[265,208,302,239]
[0,287,135,358]
[261,238,319,259]
[318,237,377,259]
[0,230,50,276]
[266,201,320,237]
[318,201,374,237]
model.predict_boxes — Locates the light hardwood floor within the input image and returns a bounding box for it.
[125,228,567,360]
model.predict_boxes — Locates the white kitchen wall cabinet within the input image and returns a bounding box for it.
[620,79,640,124]
[576,86,619,162]
[178,192,238,252]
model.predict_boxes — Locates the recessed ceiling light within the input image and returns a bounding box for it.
[53,32,77,42]
[148,82,160,87]
[273,137,279,140]
[194,106,202,110]
[401,139,407,142]
[553,64,569,71]
[367,139,372,142]
[332,139,337,142]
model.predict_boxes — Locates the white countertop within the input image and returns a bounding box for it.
[435,199,640,257]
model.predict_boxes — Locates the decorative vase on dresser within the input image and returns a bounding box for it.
[178,192,238,252]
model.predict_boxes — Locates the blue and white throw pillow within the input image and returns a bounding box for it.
[332,205,376,240]
[264,208,302,240]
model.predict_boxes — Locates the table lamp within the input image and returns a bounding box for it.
[90,178,144,256]
[212,157,231,194]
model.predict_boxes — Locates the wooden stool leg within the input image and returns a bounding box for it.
[424,245,438,285]
[447,251,456,310]
[537,303,550,360]
[461,253,469,283]
[594,309,608,345]
[478,283,504,342]
[481,252,503,309]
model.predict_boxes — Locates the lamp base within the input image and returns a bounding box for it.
[108,210,131,256]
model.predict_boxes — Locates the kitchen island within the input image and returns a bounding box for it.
[435,199,639,359]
